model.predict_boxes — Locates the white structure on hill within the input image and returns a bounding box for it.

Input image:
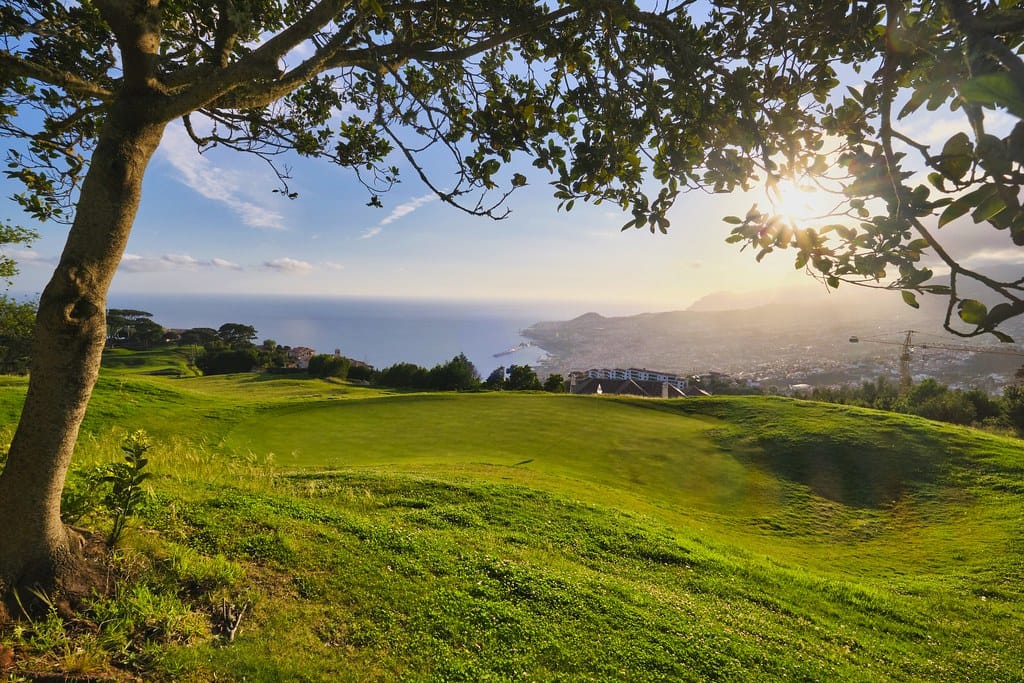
[573,367,691,392]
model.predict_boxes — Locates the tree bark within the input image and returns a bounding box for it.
[0,97,166,599]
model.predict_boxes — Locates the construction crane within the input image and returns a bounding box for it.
[848,330,1024,395]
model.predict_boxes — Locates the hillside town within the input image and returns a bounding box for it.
[526,303,1024,395]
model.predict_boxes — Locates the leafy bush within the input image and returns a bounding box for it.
[377,361,431,389]
[196,348,259,375]
[308,353,350,379]
[104,430,153,547]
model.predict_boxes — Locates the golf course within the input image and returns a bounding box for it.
[0,346,1022,681]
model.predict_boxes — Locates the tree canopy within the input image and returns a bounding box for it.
[507,364,542,390]
[217,323,258,348]
[719,1,1024,339]
[4,2,1023,337]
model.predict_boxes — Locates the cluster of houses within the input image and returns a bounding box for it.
[566,367,721,398]
[282,346,373,375]
[284,346,316,369]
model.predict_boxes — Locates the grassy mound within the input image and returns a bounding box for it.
[0,357,1021,681]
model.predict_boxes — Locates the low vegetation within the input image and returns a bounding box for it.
[812,375,1024,433]
[0,347,1022,681]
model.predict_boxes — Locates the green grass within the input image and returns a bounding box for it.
[1,349,1023,681]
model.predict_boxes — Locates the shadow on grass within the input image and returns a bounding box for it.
[729,428,950,508]
[629,396,956,509]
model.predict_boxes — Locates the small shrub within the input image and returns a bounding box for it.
[104,430,153,547]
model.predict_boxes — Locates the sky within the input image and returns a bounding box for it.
[1,118,832,315]
[1,28,1020,319]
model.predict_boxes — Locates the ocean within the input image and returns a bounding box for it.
[103,293,588,375]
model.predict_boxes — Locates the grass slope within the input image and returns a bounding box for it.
[0,351,1022,681]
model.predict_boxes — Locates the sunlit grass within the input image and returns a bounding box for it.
[1,350,1022,681]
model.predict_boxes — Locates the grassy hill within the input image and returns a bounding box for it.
[0,348,1022,681]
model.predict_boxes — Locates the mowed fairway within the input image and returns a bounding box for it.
[222,391,1024,579]
[223,393,783,519]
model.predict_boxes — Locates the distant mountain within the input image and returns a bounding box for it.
[685,284,892,313]
[524,291,1024,388]
[685,288,793,312]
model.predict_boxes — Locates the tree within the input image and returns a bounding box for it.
[1004,383,1024,433]
[376,362,430,390]
[484,366,506,390]
[428,353,481,391]
[217,323,258,349]
[105,309,165,349]
[195,347,259,375]
[177,327,219,346]
[0,220,37,287]
[2,0,1022,602]
[347,362,374,382]
[308,353,350,379]
[543,373,565,393]
[0,296,36,374]
[506,364,542,391]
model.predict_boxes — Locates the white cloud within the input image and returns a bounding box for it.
[119,253,165,273]
[162,253,200,268]
[323,261,345,271]
[380,193,437,226]
[264,257,314,273]
[964,248,1024,266]
[210,257,242,270]
[158,123,287,230]
[901,109,1015,147]
[119,252,247,273]
[3,248,54,266]
[360,193,437,238]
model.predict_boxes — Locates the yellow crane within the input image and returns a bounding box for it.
[849,330,1024,395]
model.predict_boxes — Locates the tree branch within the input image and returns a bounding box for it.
[211,4,578,111]
[160,0,355,120]
[0,51,112,100]
[93,0,162,92]
[213,0,240,69]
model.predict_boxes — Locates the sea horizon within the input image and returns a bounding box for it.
[87,292,629,374]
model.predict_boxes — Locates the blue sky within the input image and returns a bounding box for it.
[1,118,836,315]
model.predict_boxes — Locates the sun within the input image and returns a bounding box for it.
[767,180,841,225]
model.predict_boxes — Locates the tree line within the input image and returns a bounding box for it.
[374,358,563,393]
[1,301,565,390]
[811,376,1024,435]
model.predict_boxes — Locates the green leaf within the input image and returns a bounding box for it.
[992,330,1015,343]
[901,291,920,308]
[898,86,930,119]
[938,199,970,227]
[957,299,988,325]
[960,73,1024,118]
[938,132,972,180]
[722,215,743,224]
[972,191,1007,223]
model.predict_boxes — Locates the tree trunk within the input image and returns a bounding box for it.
[0,99,166,600]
